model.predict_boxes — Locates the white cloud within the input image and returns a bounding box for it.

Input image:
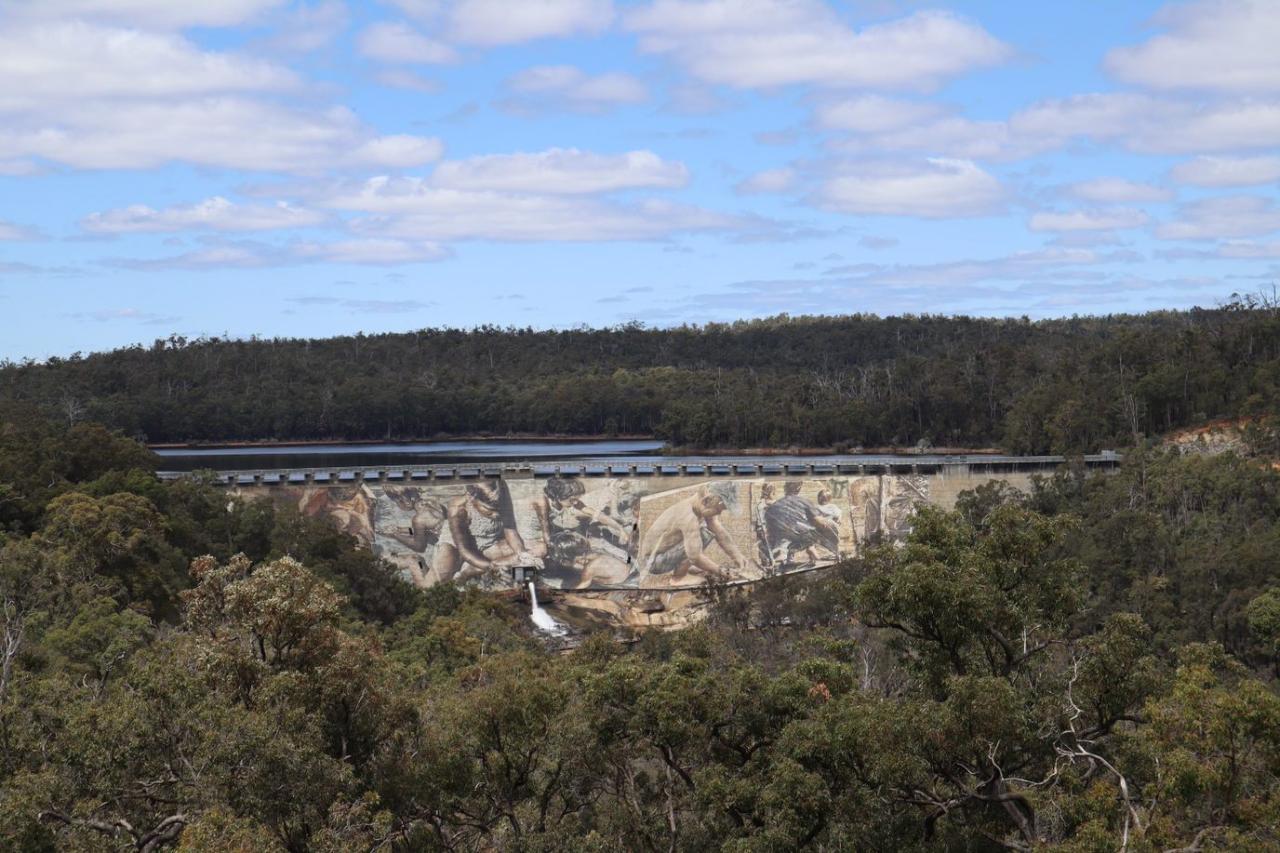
[1170,155,1280,187]
[735,168,795,195]
[1066,178,1173,203]
[1029,208,1150,232]
[82,197,328,233]
[1215,239,1280,259]
[828,113,1044,161]
[0,220,38,241]
[448,0,613,45]
[1156,195,1280,240]
[0,0,287,29]
[1010,93,1280,155]
[626,2,1011,90]
[817,158,1004,218]
[1105,0,1280,94]
[0,21,298,110]
[815,96,945,133]
[259,1,349,53]
[293,238,450,264]
[505,65,647,111]
[357,21,457,64]
[105,236,449,269]
[822,92,1280,163]
[0,20,442,172]
[0,98,443,171]
[374,69,443,93]
[318,177,741,241]
[432,149,687,194]
[684,247,1159,317]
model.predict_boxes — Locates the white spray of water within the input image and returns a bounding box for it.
[529,581,567,636]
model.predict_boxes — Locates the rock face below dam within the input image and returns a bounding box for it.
[231,455,1115,629]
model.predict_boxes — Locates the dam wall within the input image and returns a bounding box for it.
[230,455,1115,629]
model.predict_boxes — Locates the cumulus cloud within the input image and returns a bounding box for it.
[1156,195,1280,240]
[374,69,443,93]
[258,1,349,53]
[735,168,795,195]
[0,21,298,109]
[817,158,1004,218]
[82,197,328,233]
[0,0,287,30]
[817,96,1051,162]
[1170,155,1280,187]
[357,21,457,64]
[1029,208,1150,232]
[625,2,1012,91]
[815,96,946,133]
[821,92,1280,163]
[431,149,687,194]
[0,98,442,172]
[504,65,647,111]
[0,20,443,173]
[316,176,744,242]
[1066,178,1173,203]
[447,0,613,44]
[1105,0,1280,94]
[384,0,614,44]
[1009,93,1280,155]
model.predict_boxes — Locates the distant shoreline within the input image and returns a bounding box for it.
[148,436,1008,456]
[147,434,660,450]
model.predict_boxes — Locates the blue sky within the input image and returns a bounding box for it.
[1,0,1279,360]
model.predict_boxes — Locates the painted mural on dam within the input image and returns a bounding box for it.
[269,474,929,592]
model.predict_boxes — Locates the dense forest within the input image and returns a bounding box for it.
[3,296,1280,452]
[3,405,1280,850]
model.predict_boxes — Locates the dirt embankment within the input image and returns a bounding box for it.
[1163,417,1280,470]
[1163,417,1254,456]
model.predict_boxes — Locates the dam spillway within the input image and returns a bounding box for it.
[182,449,1120,629]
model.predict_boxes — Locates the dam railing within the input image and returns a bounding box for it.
[158,451,1121,486]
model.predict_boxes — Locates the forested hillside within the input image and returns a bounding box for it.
[4,408,1280,849]
[4,299,1280,451]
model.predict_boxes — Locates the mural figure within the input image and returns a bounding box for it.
[259,473,931,599]
[372,487,447,587]
[761,481,840,569]
[882,476,928,539]
[848,477,881,545]
[636,482,753,585]
[532,478,636,588]
[753,482,779,569]
[299,485,376,542]
[429,480,531,586]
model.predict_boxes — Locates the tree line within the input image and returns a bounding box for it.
[3,299,1280,451]
[3,406,1280,849]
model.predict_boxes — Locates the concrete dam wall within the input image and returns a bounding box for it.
[231,455,1116,629]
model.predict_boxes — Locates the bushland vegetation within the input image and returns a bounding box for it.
[3,406,1280,850]
[4,297,1280,451]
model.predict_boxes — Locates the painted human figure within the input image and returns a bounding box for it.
[763,481,839,567]
[376,488,447,588]
[637,482,751,585]
[753,481,778,569]
[813,489,843,560]
[429,480,530,585]
[532,477,634,588]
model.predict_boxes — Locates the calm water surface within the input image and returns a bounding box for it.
[152,440,666,471]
